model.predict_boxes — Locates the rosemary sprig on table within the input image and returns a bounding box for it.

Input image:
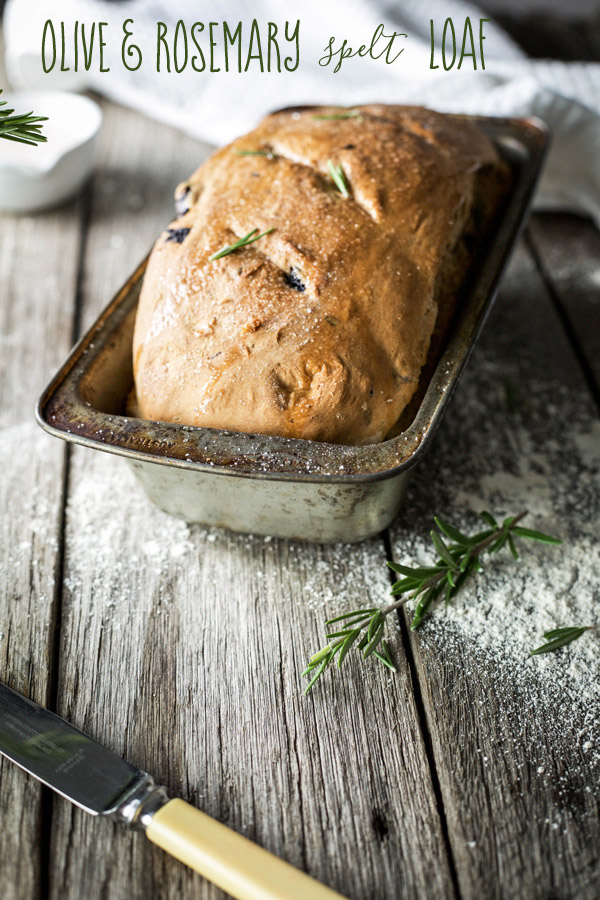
[0,89,47,146]
[313,110,363,121]
[209,227,274,261]
[303,510,562,693]
[531,626,590,656]
[327,159,349,198]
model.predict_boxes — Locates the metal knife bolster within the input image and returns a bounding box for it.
[112,775,170,830]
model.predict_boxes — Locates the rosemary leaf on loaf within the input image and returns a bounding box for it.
[303,511,562,694]
[327,159,350,198]
[313,110,363,121]
[234,149,277,159]
[209,227,275,261]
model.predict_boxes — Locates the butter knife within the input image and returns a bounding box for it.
[0,681,345,900]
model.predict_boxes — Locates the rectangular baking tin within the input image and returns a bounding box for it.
[36,116,549,543]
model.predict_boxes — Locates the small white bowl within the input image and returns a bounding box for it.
[0,91,102,213]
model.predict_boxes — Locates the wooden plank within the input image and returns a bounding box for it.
[528,213,600,400]
[48,102,455,900]
[0,200,83,899]
[390,240,600,900]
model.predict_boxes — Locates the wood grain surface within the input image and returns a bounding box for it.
[528,214,600,400]
[390,238,600,900]
[0,202,83,898]
[0,91,599,900]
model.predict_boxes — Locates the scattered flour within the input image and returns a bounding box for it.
[2,362,599,802]
[392,363,600,789]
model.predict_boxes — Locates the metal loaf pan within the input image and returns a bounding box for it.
[36,116,549,543]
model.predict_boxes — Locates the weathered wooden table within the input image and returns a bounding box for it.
[1,89,599,900]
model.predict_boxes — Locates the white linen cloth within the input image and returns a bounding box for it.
[4,0,600,225]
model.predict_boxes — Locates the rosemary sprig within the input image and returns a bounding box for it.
[327,159,349,198]
[235,149,277,159]
[303,618,396,694]
[304,510,561,693]
[313,110,363,122]
[0,89,47,146]
[209,227,274,261]
[531,626,590,656]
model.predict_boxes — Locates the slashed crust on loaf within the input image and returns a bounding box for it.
[133,105,510,445]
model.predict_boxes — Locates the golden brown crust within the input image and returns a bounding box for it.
[133,105,509,444]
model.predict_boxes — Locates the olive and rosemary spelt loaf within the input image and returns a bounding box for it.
[132,105,510,444]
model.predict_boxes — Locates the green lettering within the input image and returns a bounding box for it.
[74,21,79,72]
[284,20,300,72]
[41,19,56,73]
[60,22,70,71]
[441,18,456,71]
[245,19,264,72]
[209,22,221,72]
[458,17,476,69]
[430,20,438,69]
[81,22,96,71]
[157,21,170,72]
[480,18,489,70]
[319,36,335,68]
[267,22,280,72]
[122,18,142,71]
[223,21,241,72]
[191,23,206,72]
[98,22,109,72]
[174,20,188,73]
[384,30,406,64]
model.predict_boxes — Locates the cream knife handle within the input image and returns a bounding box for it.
[146,798,347,900]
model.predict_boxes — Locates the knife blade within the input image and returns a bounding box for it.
[0,681,346,900]
[0,680,149,816]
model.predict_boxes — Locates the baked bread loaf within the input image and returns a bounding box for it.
[133,105,509,444]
